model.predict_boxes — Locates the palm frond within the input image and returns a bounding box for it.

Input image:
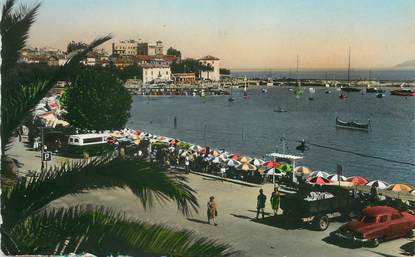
[5,206,238,257]
[1,0,40,90]
[3,155,199,229]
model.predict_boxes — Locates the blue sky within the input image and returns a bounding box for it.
[25,0,415,68]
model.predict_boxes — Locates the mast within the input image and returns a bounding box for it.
[347,46,351,84]
[296,54,299,87]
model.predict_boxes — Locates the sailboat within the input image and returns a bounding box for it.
[308,87,315,100]
[341,47,361,92]
[243,84,248,98]
[293,55,304,98]
[228,86,234,102]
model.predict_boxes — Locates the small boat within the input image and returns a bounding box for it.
[262,88,268,93]
[339,93,348,99]
[288,88,294,92]
[390,89,415,96]
[308,97,314,101]
[376,93,385,98]
[341,86,361,92]
[274,107,287,113]
[325,90,332,94]
[336,117,370,131]
[366,87,385,93]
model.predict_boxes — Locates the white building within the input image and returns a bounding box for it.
[112,40,140,56]
[141,64,171,85]
[199,55,220,81]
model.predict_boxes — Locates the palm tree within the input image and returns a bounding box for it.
[0,1,237,256]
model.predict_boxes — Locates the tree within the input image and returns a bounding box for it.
[220,68,230,75]
[1,1,236,256]
[66,40,88,54]
[167,47,181,60]
[63,68,132,130]
[171,58,213,74]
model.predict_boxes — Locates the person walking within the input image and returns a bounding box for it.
[185,156,190,173]
[207,196,218,225]
[270,187,280,216]
[256,189,267,219]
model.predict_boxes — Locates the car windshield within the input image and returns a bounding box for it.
[360,215,376,224]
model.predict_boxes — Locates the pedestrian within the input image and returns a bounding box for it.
[185,156,190,173]
[256,189,267,219]
[207,196,218,225]
[17,128,22,142]
[33,137,39,150]
[370,184,378,202]
[270,187,280,216]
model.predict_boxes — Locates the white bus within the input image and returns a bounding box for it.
[67,133,112,157]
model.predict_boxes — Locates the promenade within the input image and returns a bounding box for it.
[8,139,414,257]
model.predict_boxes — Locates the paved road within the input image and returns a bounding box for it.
[50,174,414,257]
[8,139,414,256]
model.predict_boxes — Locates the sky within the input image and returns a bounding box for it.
[23,0,415,69]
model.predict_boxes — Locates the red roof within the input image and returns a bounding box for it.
[363,206,398,216]
[199,55,219,61]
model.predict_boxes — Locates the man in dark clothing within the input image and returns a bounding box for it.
[256,189,267,219]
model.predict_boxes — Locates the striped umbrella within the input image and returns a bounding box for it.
[227,159,241,167]
[346,176,369,185]
[307,176,332,185]
[263,161,281,168]
[237,163,257,171]
[294,166,312,176]
[327,174,347,182]
[240,156,252,163]
[308,170,330,178]
[251,158,265,166]
[366,180,390,189]
[387,184,413,193]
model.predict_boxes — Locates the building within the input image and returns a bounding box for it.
[173,73,196,84]
[141,64,171,85]
[113,39,164,56]
[199,55,220,81]
[112,40,140,56]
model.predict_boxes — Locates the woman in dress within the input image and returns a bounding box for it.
[270,187,280,216]
[207,196,218,225]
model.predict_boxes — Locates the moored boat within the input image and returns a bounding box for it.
[336,117,370,131]
[390,89,415,96]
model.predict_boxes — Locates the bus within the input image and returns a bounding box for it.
[66,133,113,157]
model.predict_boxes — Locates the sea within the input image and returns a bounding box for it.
[127,87,415,186]
[231,69,415,81]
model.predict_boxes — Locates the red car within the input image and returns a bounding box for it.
[332,205,415,247]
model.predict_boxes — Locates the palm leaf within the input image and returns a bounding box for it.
[6,206,237,257]
[2,155,199,229]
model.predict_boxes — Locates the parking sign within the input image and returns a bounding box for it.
[42,151,52,162]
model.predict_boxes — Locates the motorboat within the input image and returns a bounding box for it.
[336,117,370,132]
[390,89,415,96]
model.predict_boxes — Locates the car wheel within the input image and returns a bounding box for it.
[316,215,329,231]
[369,238,380,248]
[406,229,415,238]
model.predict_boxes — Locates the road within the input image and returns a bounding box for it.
[8,139,414,256]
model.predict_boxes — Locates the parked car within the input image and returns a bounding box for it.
[331,205,415,247]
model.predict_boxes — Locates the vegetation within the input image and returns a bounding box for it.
[66,40,88,54]
[171,58,213,74]
[1,0,236,256]
[167,47,181,60]
[63,68,132,130]
[220,68,231,75]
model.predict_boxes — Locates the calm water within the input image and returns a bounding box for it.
[231,69,415,81]
[127,87,415,185]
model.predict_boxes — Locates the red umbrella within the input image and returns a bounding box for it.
[169,139,178,145]
[346,176,368,185]
[231,154,240,160]
[307,176,332,185]
[264,161,281,168]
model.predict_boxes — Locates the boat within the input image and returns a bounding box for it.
[325,90,332,94]
[274,107,287,113]
[339,93,348,99]
[336,117,370,131]
[243,85,248,98]
[366,87,385,93]
[262,88,268,93]
[228,86,234,102]
[376,93,385,98]
[390,89,415,96]
[308,87,315,100]
[341,47,361,92]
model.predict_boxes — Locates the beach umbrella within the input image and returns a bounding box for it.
[279,163,293,172]
[219,153,229,161]
[212,150,221,157]
[327,174,347,182]
[263,160,281,168]
[346,176,369,185]
[212,157,221,164]
[237,163,257,171]
[411,190,415,195]
[294,166,312,176]
[203,155,214,162]
[266,168,280,175]
[307,176,332,185]
[240,156,252,163]
[227,159,241,167]
[169,139,178,145]
[387,184,413,193]
[231,154,240,160]
[366,180,390,189]
[251,158,265,166]
[308,170,330,178]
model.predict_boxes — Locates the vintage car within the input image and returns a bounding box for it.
[331,205,415,247]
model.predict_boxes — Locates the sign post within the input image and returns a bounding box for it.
[42,151,52,171]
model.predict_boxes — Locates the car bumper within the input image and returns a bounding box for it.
[332,231,370,244]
